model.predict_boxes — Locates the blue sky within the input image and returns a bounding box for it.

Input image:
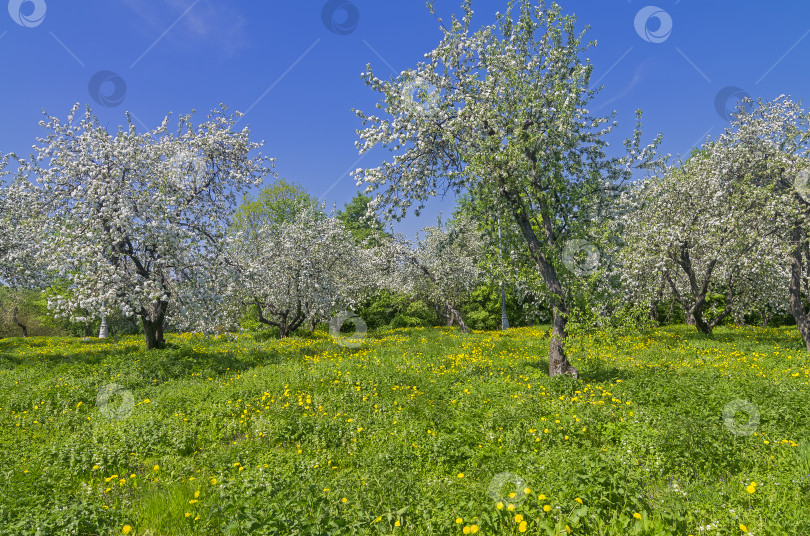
[1,0,809,238]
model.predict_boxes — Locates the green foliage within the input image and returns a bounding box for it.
[231,178,317,239]
[355,289,438,330]
[336,193,385,247]
[460,283,550,330]
[390,301,439,329]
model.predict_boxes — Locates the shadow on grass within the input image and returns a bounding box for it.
[0,352,22,368]
[659,324,802,349]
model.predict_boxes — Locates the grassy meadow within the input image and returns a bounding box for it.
[0,325,809,535]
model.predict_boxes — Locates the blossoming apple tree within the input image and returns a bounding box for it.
[227,195,374,338]
[18,104,272,348]
[352,0,659,376]
[619,145,788,335]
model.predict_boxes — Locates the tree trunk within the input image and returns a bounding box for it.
[664,257,731,336]
[649,300,659,325]
[548,310,577,377]
[761,309,770,328]
[254,297,305,339]
[685,311,696,326]
[788,227,810,352]
[141,299,168,350]
[12,306,28,338]
[445,301,469,333]
[649,277,664,325]
[505,192,578,378]
[84,323,93,337]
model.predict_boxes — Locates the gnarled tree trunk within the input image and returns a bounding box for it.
[254,297,306,338]
[141,299,168,350]
[12,306,28,338]
[789,227,810,352]
[505,188,578,378]
[665,246,733,336]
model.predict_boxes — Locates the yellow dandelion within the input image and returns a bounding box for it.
[122,526,132,535]
[575,497,583,504]
[514,514,524,523]
[633,512,642,519]
[456,518,463,524]
[740,524,748,533]
[496,502,504,510]
[543,505,551,512]
[519,521,527,532]
[470,525,479,534]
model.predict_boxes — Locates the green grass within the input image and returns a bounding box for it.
[0,324,808,535]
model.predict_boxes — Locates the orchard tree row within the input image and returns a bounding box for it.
[2,0,810,374]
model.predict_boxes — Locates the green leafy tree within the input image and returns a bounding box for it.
[337,193,385,247]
